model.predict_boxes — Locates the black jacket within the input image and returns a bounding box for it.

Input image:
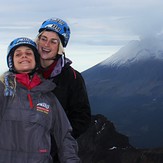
[42,55,91,139]
[52,65,91,138]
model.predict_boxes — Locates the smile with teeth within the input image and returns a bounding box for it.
[20,60,30,64]
[42,47,51,52]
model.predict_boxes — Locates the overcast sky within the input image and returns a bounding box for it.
[0,0,163,73]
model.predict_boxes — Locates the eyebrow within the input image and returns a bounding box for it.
[40,35,47,38]
[15,48,33,52]
[40,35,59,40]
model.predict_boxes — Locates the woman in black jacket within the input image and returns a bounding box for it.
[35,18,91,162]
[36,18,91,139]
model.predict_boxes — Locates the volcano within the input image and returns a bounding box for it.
[82,36,163,148]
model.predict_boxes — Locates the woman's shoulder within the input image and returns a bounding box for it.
[39,76,56,91]
[1,71,16,96]
[63,66,83,79]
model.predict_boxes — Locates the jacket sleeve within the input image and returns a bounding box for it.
[0,82,8,121]
[68,70,91,139]
[51,97,81,163]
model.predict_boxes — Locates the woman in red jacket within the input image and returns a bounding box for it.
[0,37,80,163]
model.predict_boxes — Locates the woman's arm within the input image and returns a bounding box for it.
[51,97,81,163]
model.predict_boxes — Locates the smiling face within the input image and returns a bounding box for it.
[37,31,60,68]
[13,46,36,73]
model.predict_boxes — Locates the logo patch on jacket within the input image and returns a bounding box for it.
[36,103,50,114]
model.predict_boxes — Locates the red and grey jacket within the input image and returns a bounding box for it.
[0,72,80,163]
[40,54,91,139]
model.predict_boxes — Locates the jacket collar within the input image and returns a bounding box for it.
[40,54,72,78]
[16,73,41,90]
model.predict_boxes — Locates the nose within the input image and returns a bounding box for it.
[22,53,28,58]
[44,40,51,46]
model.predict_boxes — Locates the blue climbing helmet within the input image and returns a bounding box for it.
[38,18,70,47]
[7,37,39,72]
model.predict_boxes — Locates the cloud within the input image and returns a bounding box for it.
[0,0,163,72]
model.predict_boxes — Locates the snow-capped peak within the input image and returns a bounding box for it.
[101,36,163,67]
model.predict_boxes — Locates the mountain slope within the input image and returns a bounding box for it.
[82,37,163,148]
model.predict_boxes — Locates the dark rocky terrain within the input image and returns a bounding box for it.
[78,114,163,163]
